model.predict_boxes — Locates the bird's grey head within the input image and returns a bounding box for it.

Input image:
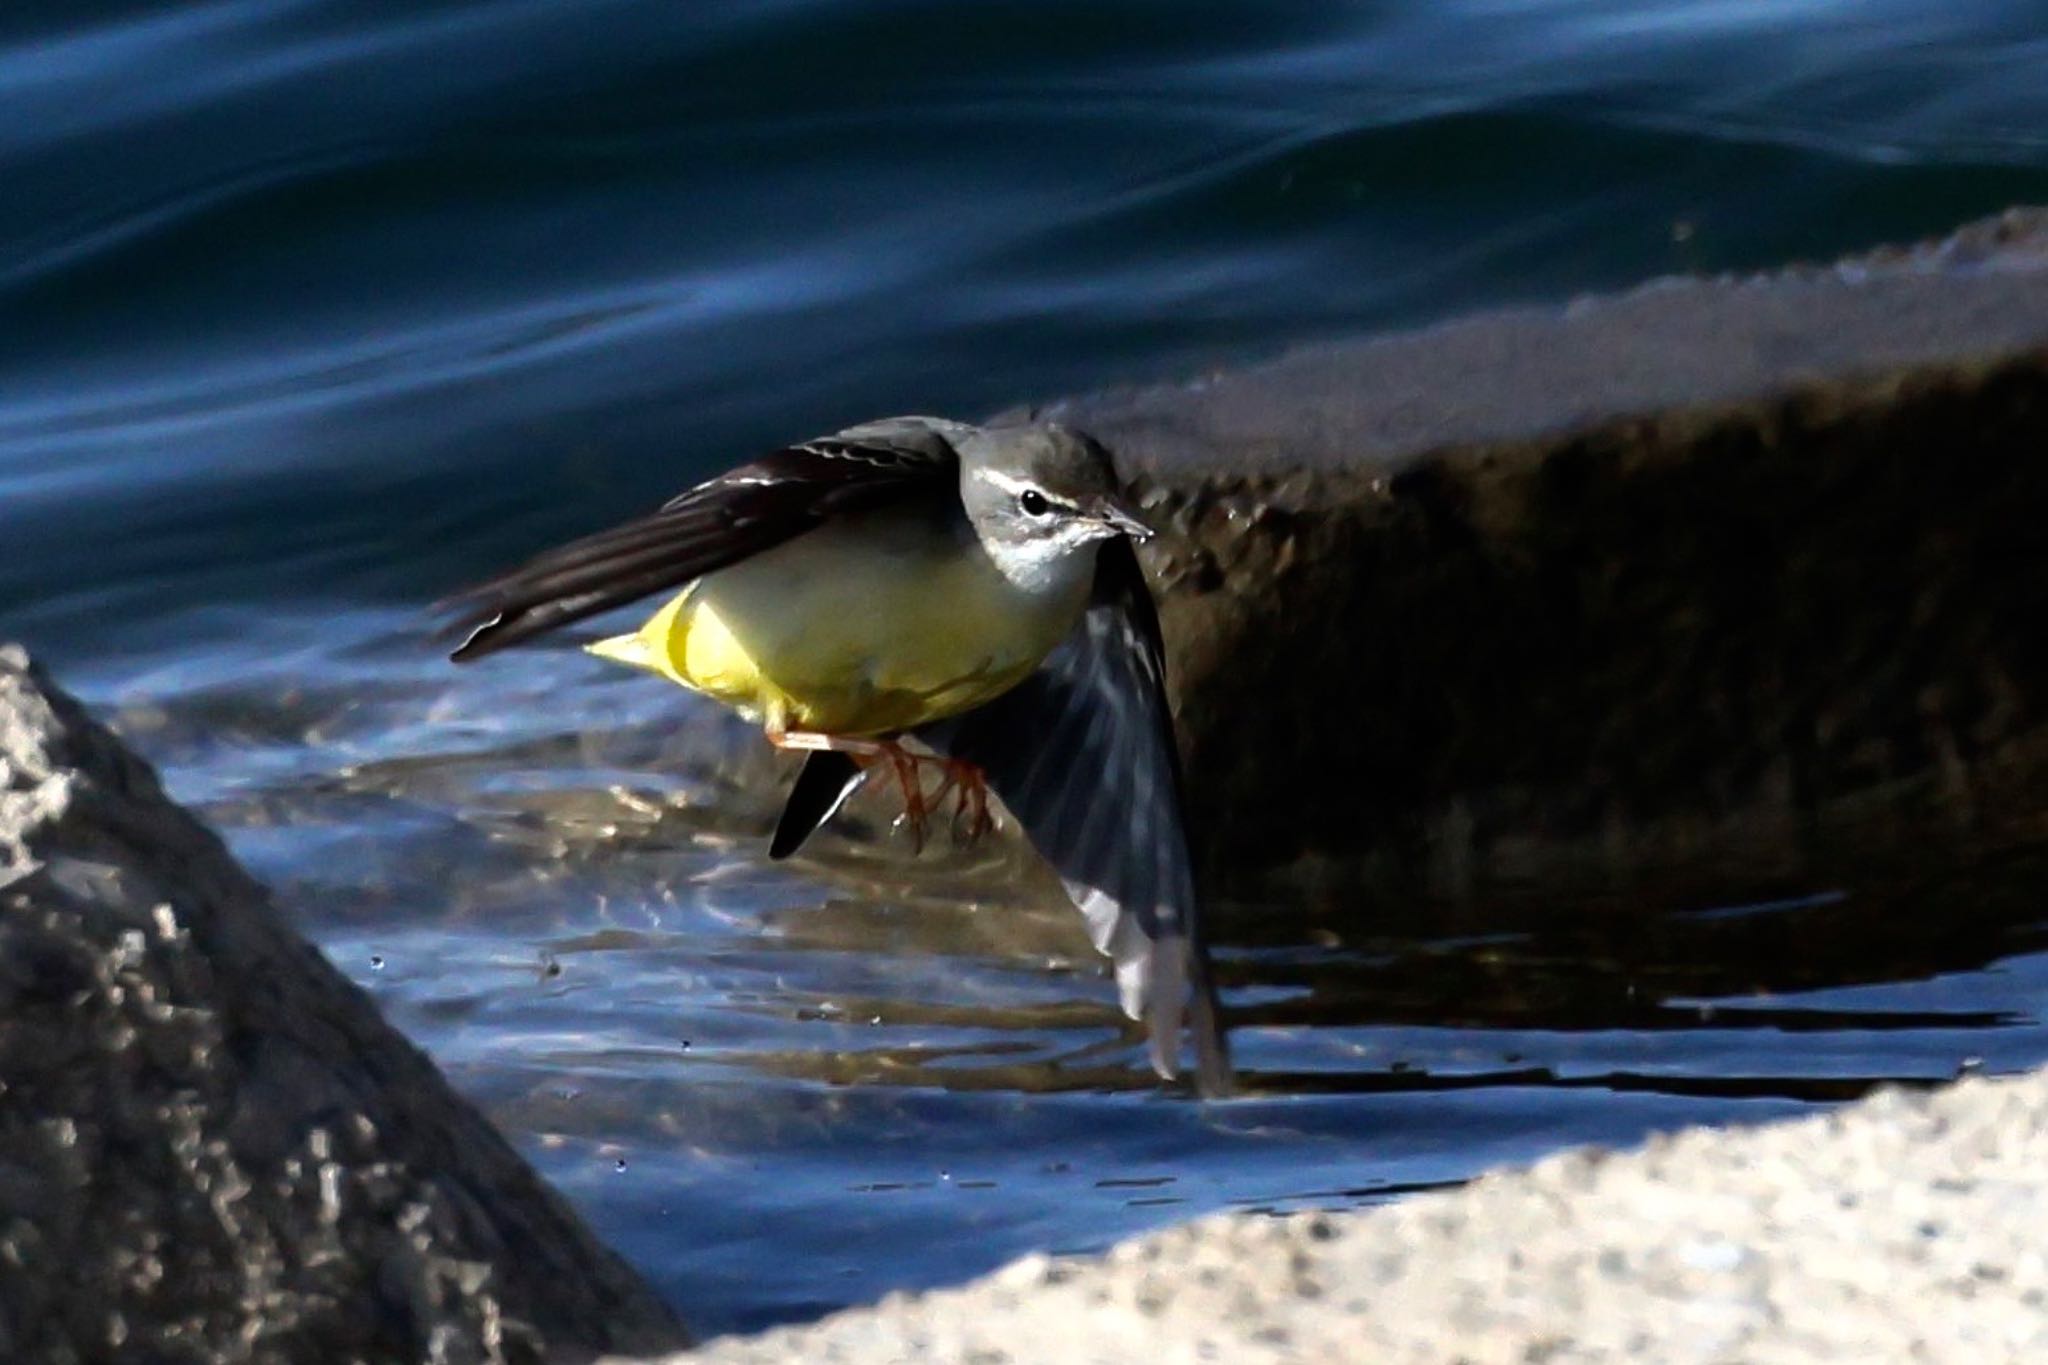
[956,422,1151,589]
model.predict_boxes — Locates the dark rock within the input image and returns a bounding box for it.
[1044,207,2048,908]
[0,647,688,1364]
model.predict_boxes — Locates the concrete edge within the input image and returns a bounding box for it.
[1026,207,2048,905]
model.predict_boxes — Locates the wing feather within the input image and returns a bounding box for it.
[441,416,967,659]
[918,539,1232,1096]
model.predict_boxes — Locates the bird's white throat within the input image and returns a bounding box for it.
[979,527,1101,599]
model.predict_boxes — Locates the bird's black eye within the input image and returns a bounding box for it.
[1019,489,1051,516]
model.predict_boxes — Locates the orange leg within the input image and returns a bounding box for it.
[766,726,993,851]
[924,757,995,845]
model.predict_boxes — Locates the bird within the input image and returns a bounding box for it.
[441,415,1231,1094]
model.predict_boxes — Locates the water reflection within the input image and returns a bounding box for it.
[87,630,2048,1332]
[97,622,2048,1121]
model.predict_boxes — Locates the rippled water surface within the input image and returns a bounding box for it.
[9,0,2048,1338]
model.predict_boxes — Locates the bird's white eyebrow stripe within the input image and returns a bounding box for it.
[976,468,1036,496]
[975,467,1077,509]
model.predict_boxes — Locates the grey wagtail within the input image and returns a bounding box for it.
[442,415,1230,1094]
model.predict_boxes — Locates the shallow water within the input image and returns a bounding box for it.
[8,0,2048,1339]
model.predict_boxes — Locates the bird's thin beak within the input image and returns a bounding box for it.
[1093,495,1155,543]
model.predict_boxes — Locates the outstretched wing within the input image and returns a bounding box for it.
[441,416,970,659]
[918,538,1231,1095]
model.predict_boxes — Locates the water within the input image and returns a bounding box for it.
[7,0,2048,1340]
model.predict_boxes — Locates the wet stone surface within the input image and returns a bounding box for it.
[1047,210,2048,907]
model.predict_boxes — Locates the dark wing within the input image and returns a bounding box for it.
[918,538,1232,1096]
[441,416,968,660]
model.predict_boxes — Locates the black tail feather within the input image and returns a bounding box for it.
[770,751,867,859]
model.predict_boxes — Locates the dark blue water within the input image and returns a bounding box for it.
[7,0,2048,1340]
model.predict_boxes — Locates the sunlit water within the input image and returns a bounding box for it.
[8,0,2048,1339]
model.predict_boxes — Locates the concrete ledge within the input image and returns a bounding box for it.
[656,1067,2048,1364]
[1041,208,2048,907]
[0,647,688,1364]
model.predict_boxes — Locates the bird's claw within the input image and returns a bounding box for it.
[925,758,995,848]
[877,751,993,853]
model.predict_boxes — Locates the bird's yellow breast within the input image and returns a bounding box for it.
[586,510,1091,736]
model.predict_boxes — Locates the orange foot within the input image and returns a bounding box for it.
[767,727,994,852]
[925,757,995,846]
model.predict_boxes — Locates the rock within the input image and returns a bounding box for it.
[643,1067,2048,1365]
[1041,207,2048,907]
[0,646,688,1364]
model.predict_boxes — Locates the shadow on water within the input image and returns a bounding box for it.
[82,618,2048,1332]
